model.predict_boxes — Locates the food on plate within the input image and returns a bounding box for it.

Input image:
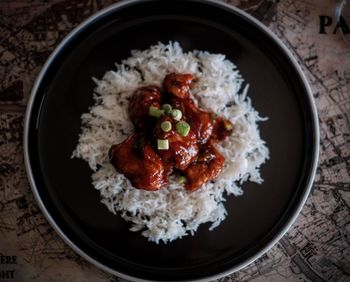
[72,42,269,243]
[128,86,161,130]
[163,72,194,99]
[108,73,232,191]
[109,134,167,191]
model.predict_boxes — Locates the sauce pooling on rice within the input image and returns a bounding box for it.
[109,73,233,191]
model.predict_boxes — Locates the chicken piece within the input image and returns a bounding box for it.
[171,97,214,144]
[109,134,167,191]
[184,144,225,191]
[211,117,233,142]
[154,115,198,170]
[163,73,194,99]
[128,86,162,130]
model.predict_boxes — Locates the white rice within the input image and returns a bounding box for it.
[72,42,269,243]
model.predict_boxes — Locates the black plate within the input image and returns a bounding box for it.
[24,0,319,281]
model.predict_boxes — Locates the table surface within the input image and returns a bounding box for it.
[0,0,349,281]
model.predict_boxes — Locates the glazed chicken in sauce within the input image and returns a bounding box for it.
[128,85,161,130]
[154,115,199,170]
[109,134,167,191]
[109,72,233,191]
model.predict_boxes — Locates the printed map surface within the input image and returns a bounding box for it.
[0,0,349,281]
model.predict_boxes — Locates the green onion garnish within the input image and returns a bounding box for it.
[157,139,169,150]
[176,121,190,137]
[161,121,172,132]
[177,175,187,184]
[162,104,172,114]
[171,109,182,121]
[149,106,159,117]
[149,106,164,118]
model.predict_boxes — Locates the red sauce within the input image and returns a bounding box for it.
[154,115,199,170]
[109,72,233,191]
[128,85,161,130]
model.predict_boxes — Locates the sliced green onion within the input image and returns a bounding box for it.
[161,121,172,132]
[157,139,169,150]
[177,175,187,184]
[171,109,182,121]
[162,104,172,114]
[176,121,190,137]
[149,106,159,117]
[224,120,233,131]
[149,106,164,118]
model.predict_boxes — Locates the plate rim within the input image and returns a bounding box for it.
[23,0,320,281]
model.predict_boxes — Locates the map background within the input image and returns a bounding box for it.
[0,0,349,281]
